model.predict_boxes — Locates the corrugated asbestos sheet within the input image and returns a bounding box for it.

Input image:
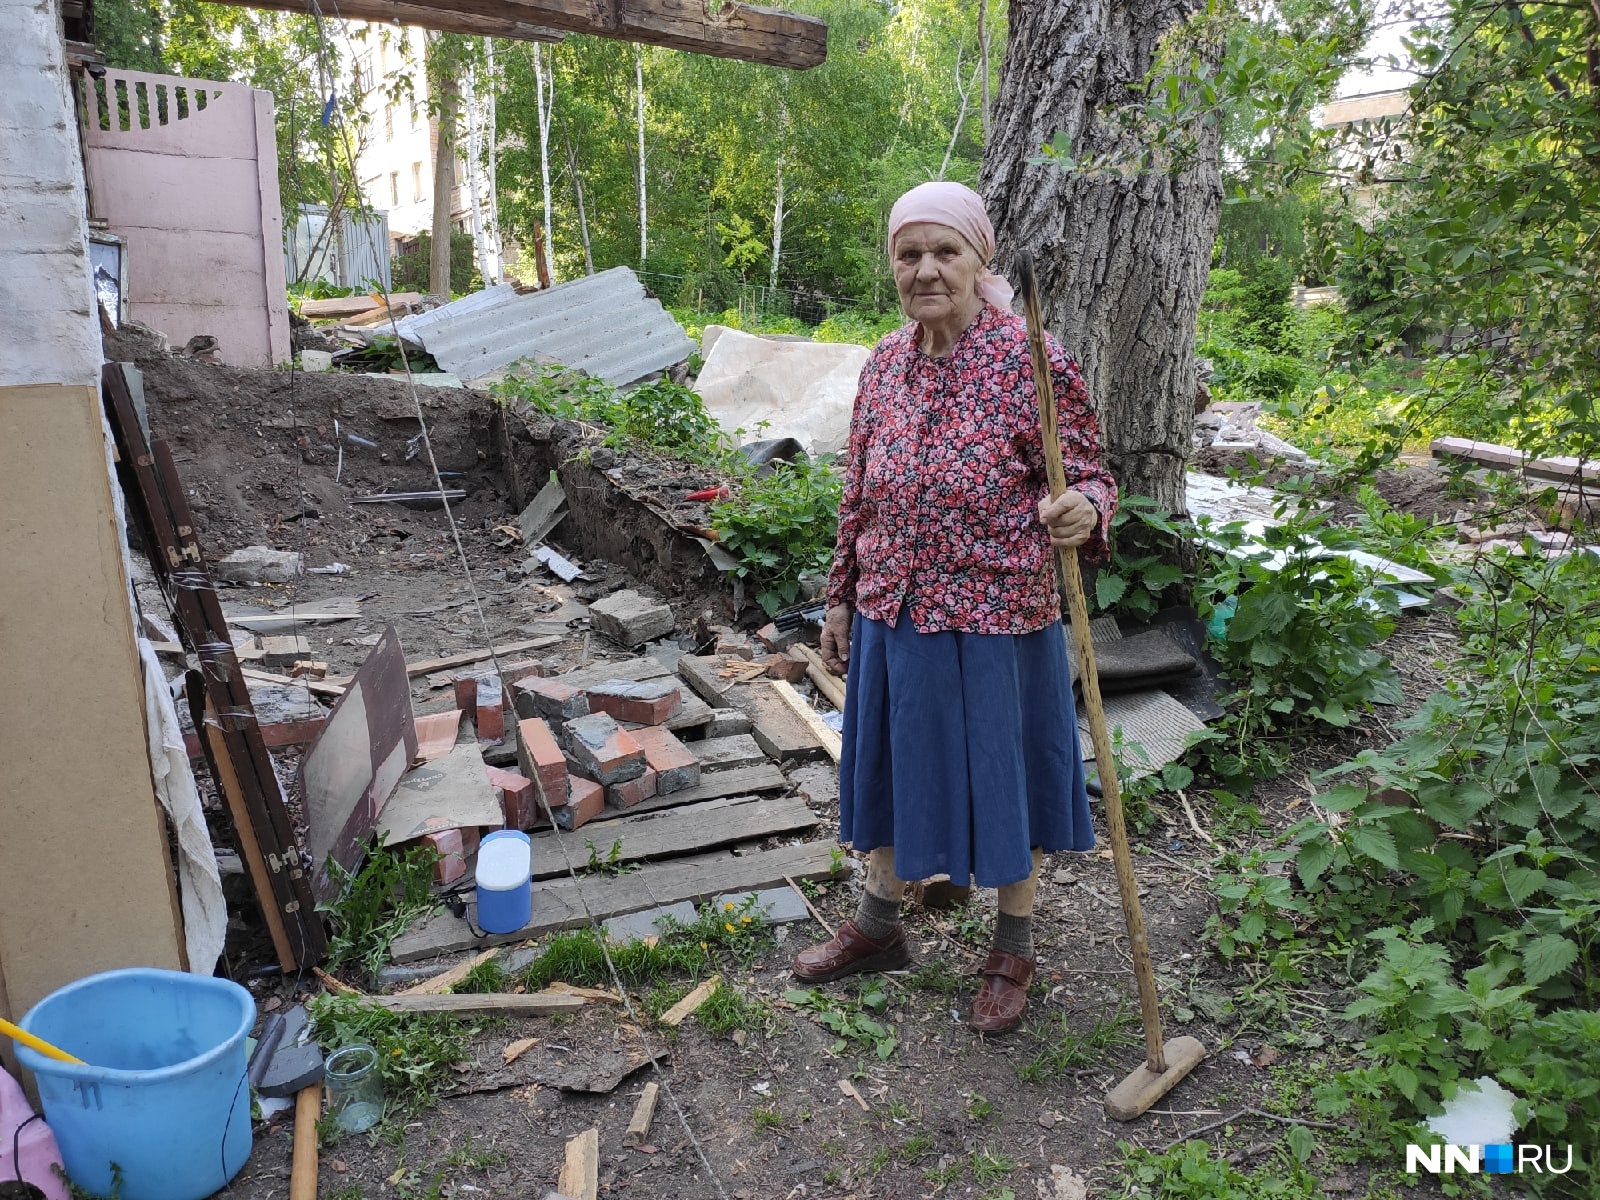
[393,266,695,386]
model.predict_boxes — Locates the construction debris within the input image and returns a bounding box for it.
[214,545,303,583]
[624,1083,661,1147]
[589,589,674,647]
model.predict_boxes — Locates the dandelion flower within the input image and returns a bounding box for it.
[725,922,736,932]
[741,916,752,924]
[724,902,736,911]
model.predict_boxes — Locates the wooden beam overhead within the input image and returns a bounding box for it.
[237,0,827,68]
[241,0,567,42]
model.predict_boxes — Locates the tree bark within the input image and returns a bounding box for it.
[635,44,648,265]
[977,0,991,142]
[982,0,1221,514]
[429,52,461,298]
[532,43,556,285]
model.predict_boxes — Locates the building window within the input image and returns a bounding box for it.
[412,161,424,203]
[389,172,399,207]
[384,104,393,140]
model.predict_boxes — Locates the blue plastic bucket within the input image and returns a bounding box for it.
[16,968,255,1200]
[476,829,532,934]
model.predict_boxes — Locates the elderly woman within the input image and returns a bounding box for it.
[791,182,1118,1033]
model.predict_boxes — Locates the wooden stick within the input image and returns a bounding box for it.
[769,679,842,763]
[624,1082,661,1147]
[657,974,720,1027]
[557,1128,599,1200]
[784,873,836,938]
[398,947,500,997]
[289,1082,321,1200]
[1015,250,1167,1078]
[359,992,583,1016]
[792,644,847,709]
[313,967,365,996]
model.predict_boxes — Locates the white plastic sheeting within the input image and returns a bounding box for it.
[692,325,871,455]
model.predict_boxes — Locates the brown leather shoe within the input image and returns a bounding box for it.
[791,919,911,983]
[968,949,1035,1034]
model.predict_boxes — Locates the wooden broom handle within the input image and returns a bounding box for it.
[1014,250,1168,1076]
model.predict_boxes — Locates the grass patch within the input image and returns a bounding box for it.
[698,980,773,1037]
[319,843,440,984]
[1018,1001,1142,1084]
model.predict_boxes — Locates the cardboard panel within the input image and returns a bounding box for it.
[302,626,418,900]
[0,384,184,1029]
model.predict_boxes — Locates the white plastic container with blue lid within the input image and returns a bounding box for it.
[475,829,532,934]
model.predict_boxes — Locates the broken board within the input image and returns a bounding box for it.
[677,660,826,762]
[529,794,817,880]
[392,840,846,960]
[376,739,503,845]
[603,763,788,818]
[302,626,418,900]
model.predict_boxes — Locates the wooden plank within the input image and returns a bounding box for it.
[658,975,719,1027]
[361,992,584,1015]
[235,0,827,69]
[605,763,788,818]
[402,637,562,679]
[399,946,500,996]
[624,1082,660,1147]
[692,733,768,772]
[677,655,738,708]
[531,794,816,880]
[557,1129,599,1200]
[792,644,846,709]
[663,688,713,733]
[518,479,568,547]
[738,681,828,763]
[241,666,345,699]
[769,680,841,764]
[203,707,296,971]
[392,840,848,960]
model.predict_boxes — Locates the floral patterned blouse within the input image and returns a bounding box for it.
[825,303,1118,635]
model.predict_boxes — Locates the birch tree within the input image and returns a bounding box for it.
[635,44,648,264]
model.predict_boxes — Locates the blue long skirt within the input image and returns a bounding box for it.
[838,607,1095,889]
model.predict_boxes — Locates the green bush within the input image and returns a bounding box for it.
[390,229,482,297]
[711,456,843,614]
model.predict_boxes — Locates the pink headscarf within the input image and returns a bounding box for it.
[887,181,1015,309]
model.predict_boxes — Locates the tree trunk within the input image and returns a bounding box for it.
[485,37,505,284]
[428,67,460,299]
[462,59,492,286]
[429,62,461,297]
[977,0,991,142]
[982,0,1221,514]
[635,44,648,265]
[566,134,595,275]
[532,43,556,285]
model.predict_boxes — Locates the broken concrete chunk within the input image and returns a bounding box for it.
[560,713,647,785]
[589,589,674,648]
[586,678,682,725]
[260,634,311,666]
[214,546,303,583]
[704,709,752,738]
[513,677,590,721]
[693,732,767,772]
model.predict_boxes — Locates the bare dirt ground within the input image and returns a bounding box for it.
[116,341,1462,1199]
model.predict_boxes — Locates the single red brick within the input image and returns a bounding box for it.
[764,653,809,683]
[517,717,569,810]
[714,631,755,659]
[756,622,802,653]
[476,673,505,742]
[586,678,682,726]
[608,768,658,808]
[560,776,605,830]
[630,725,702,794]
[423,828,471,886]
[560,714,647,785]
[453,673,478,712]
[487,765,541,829]
[497,659,546,685]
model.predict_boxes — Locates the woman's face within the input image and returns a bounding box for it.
[893,222,985,328]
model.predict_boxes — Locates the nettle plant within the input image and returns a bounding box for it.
[1209,550,1600,1186]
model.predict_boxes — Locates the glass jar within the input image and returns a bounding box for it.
[323,1044,383,1133]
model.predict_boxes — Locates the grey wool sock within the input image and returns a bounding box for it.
[854,889,903,940]
[993,911,1034,960]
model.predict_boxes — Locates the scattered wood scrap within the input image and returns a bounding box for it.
[557,1129,599,1200]
[625,1082,661,1147]
[658,974,720,1027]
[503,1036,539,1065]
[399,946,501,996]
[361,992,583,1016]
[770,679,841,763]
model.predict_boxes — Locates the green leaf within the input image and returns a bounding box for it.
[1227,585,1298,641]
[1521,934,1579,985]
[1349,825,1400,871]
[1284,1124,1315,1163]
[1096,573,1129,610]
[1297,838,1337,887]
